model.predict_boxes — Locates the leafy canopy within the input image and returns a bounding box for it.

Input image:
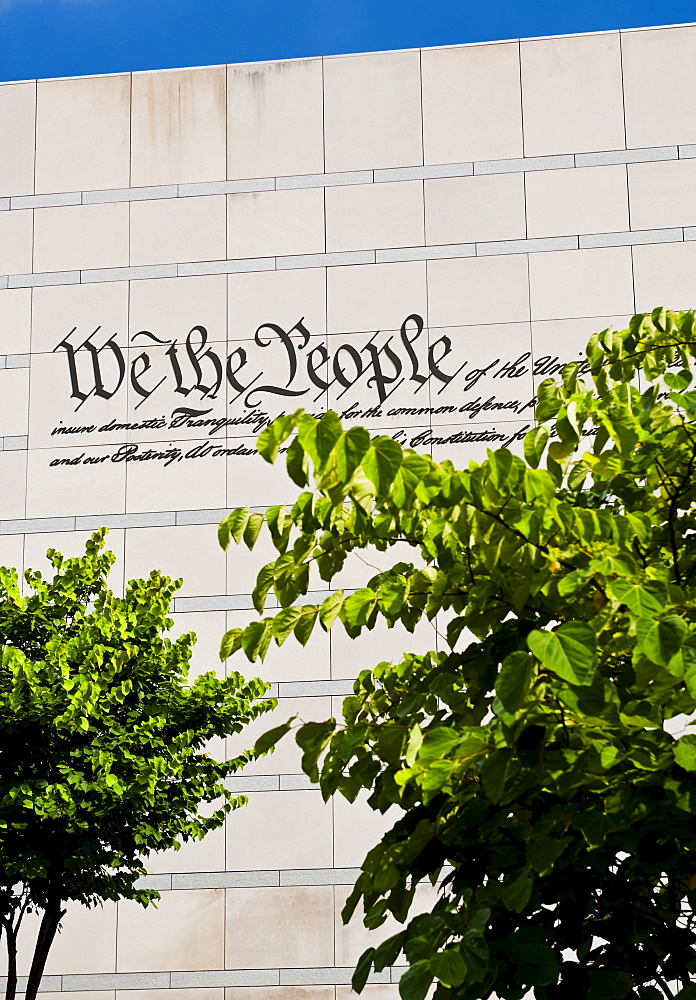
[220,308,696,1000]
[0,530,274,1000]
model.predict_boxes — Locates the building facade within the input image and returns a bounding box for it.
[1,20,696,1000]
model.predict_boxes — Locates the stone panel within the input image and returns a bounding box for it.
[35,75,131,194]
[520,32,625,156]
[228,59,324,180]
[131,68,227,186]
[0,82,36,197]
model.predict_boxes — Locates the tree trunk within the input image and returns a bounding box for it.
[3,920,17,1000]
[24,901,64,1000]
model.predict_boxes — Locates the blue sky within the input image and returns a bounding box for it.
[0,0,694,82]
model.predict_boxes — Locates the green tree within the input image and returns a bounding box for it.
[0,530,273,1000]
[219,309,696,1000]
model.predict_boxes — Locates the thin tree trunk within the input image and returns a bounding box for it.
[3,920,17,1000]
[24,901,64,1000]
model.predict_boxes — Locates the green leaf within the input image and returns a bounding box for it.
[373,931,407,971]
[352,947,376,994]
[319,591,344,631]
[608,579,668,617]
[674,735,696,771]
[219,628,243,660]
[253,718,295,756]
[336,426,371,483]
[362,437,403,494]
[636,615,687,667]
[243,512,264,549]
[380,577,408,616]
[625,511,652,546]
[524,468,555,503]
[399,960,433,1000]
[496,651,534,713]
[487,448,516,490]
[218,508,250,550]
[252,564,275,614]
[294,607,318,646]
[266,505,288,549]
[285,436,309,488]
[524,425,549,469]
[313,410,343,465]
[430,948,468,987]
[526,837,569,876]
[405,724,423,766]
[418,727,462,759]
[241,621,272,661]
[481,749,511,803]
[272,607,303,644]
[296,720,336,781]
[527,622,597,686]
[218,520,230,551]
[343,588,377,629]
[664,369,692,391]
[576,808,611,848]
[536,379,563,421]
[257,413,297,463]
[502,870,533,913]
